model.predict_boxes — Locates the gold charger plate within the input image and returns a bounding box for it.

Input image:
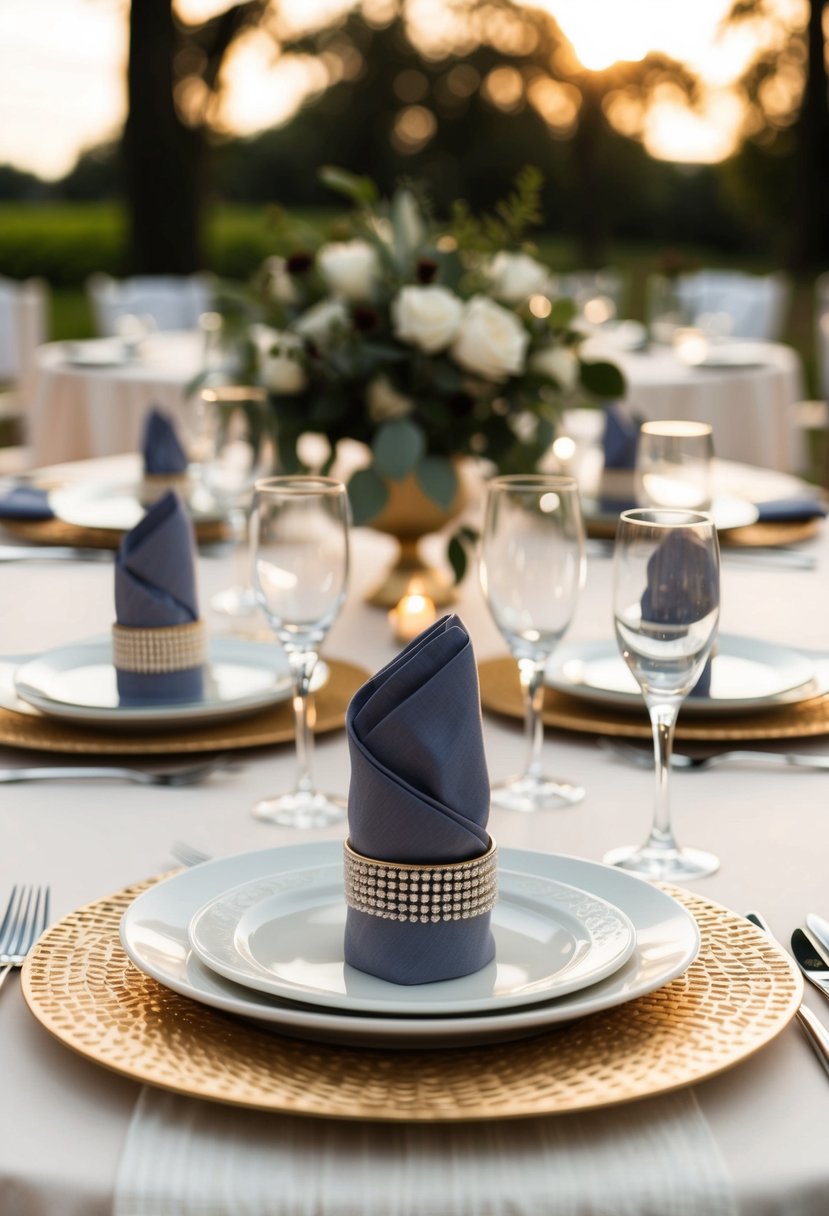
[0,658,368,755]
[21,878,800,1121]
[2,516,231,549]
[585,515,821,547]
[478,656,829,742]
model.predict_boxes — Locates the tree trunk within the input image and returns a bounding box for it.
[123,0,205,274]
[570,77,607,267]
[789,0,829,269]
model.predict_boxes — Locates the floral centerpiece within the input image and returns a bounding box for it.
[247,166,624,582]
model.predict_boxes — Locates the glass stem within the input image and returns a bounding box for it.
[287,650,318,796]
[646,701,680,853]
[229,504,248,587]
[517,657,547,784]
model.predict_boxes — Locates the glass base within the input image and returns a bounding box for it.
[211,584,259,618]
[603,842,719,881]
[252,789,347,828]
[491,774,585,813]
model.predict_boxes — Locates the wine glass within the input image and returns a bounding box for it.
[479,474,586,812]
[251,476,350,827]
[605,507,720,879]
[635,420,714,512]
[196,385,275,617]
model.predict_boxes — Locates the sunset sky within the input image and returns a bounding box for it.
[0,0,806,180]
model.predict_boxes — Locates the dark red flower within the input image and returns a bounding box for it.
[352,306,381,333]
[287,251,314,275]
[416,258,439,285]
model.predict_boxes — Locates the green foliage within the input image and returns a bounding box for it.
[372,419,427,480]
[579,360,627,399]
[348,466,389,525]
[449,165,544,253]
[415,457,458,511]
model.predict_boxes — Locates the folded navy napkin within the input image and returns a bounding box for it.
[344,614,495,985]
[755,497,827,523]
[603,404,640,470]
[142,407,188,475]
[641,530,719,698]
[114,490,204,705]
[0,485,54,521]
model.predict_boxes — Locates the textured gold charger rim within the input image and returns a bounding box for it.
[478,656,829,742]
[20,872,802,1122]
[1,515,230,550]
[0,657,368,755]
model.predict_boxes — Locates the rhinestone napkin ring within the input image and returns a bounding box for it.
[344,838,498,923]
[111,619,207,674]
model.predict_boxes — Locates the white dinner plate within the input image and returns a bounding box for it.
[583,492,758,533]
[62,340,130,368]
[120,843,700,1049]
[546,634,817,716]
[13,637,327,729]
[187,868,636,1015]
[50,480,223,531]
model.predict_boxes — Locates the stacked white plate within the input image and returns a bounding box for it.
[10,636,326,729]
[546,633,821,717]
[120,841,701,1049]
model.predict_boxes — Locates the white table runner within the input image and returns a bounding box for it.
[114,1086,737,1216]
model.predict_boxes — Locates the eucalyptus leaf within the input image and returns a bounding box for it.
[580,360,627,399]
[319,166,378,206]
[549,298,578,328]
[447,534,468,584]
[348,466,389,525]
[372,419,426,480]
[415,455,458,510]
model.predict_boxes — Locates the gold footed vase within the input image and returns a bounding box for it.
[367,470,466,609]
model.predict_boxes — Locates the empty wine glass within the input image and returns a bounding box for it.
[480,474,586,812]
[635,420,714,512]
[605,507,720,879]
[251,476,350,827]
[196,385,275,617]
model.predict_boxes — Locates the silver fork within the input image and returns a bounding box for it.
[0,755,237,786]
[0,885,50,994]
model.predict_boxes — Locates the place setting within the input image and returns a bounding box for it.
[20,594,803,1121]
[0,475,368,757]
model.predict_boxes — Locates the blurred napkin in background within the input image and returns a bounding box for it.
[114,490,205,705]
[0,484,54,521]
[603,403,641,470]
[755,497,828,523]
[641,528,720,698]
[344,614,495,985]
[142,407,188,476]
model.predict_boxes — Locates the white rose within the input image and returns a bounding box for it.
[292,299,349,347]
[366,375,414,423]
[262,256,298,305]
[318,240,380,301]
[392,285,463,353]
[488,252,550,304]
[451,295,529,382]
[530,345,579,391]
[258,333,307,395]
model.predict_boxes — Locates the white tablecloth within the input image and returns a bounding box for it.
[584,338,806,474]
[27,333,204,466]
[0,456,828,1213]
[25,333,808,475]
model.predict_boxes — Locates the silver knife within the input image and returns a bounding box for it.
[0,545,113,563]
[806,914,829,962]
[746,912,829,1078]
[791,928,829,1003]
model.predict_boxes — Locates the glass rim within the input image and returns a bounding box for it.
[639,419,713,439]
[253,475,346,497]
[487,473,579,492]
[618,506,714,528]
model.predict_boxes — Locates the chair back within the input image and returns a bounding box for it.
[673,270,790,341]
[86,273,215,336]
[0,277,49,388]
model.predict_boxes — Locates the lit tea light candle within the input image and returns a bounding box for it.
[672,327,709,366]
[388,585,437,643]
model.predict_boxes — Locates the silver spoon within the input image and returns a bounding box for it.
[599,737,829,771]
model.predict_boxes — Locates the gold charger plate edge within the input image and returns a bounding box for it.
[586,516,821,549]
[20,872,802,1122]
[478,656,829,742]
[2,517,231,549]
[0,658,368,755]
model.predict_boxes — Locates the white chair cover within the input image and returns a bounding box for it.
[87,273,215,336]
[673,270,791,341]
[0,277,48,385]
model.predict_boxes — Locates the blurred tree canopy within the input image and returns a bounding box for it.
[19,0,826,272]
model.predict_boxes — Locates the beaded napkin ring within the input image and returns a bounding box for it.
[140,472,191,507]
[112,619,207,674]
[344,837,497,923]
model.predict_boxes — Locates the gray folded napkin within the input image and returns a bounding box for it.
[142,407,188,475]
[641,529,719,697]
[344,614,495,985]
[0,485,54,521]
[114,490,204,705]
